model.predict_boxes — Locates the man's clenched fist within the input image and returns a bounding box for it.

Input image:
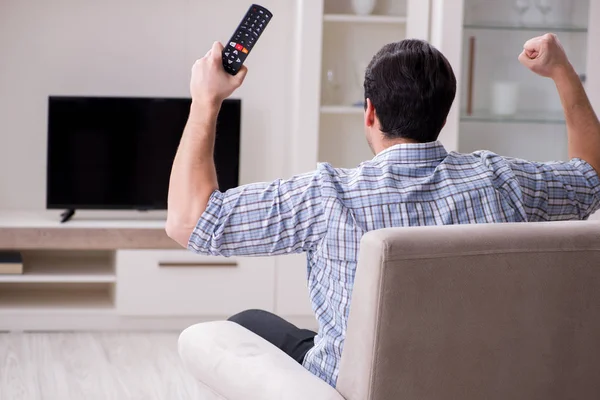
[518,33,572,79]
[190,41,248,107]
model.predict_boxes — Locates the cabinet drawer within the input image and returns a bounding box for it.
[115,250,275,316]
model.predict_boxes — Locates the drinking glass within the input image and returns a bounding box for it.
[323,68,340,105]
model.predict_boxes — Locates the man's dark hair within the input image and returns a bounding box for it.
[364,39,457,142]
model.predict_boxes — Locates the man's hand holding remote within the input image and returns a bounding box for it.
[519,33,600,174]
[190,41,248,109]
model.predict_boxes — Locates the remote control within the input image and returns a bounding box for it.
[222,4,273,75]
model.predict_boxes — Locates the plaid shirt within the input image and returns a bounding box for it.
[188,141,600,387]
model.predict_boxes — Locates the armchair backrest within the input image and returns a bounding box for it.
[337,221,600,400]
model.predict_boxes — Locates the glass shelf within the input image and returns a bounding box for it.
[324,14,407,24]
[321,105,364,115]
[464,23,587,33]
[461,110,565,125]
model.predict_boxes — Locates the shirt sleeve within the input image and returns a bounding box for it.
[187,170,327,257]
[506,157,600,221]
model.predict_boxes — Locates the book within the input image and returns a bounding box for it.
[0,251,23,274]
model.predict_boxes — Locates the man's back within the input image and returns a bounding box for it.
[302,141,600,386]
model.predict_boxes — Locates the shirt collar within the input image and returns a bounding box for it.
[371,140,448,164]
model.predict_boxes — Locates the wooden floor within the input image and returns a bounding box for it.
[0,332,216,399]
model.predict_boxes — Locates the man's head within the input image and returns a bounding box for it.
[363,39,457,153]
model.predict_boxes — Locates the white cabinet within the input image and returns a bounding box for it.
[430,0,600,161]
[291,0,600,166]
[115,250,275,316]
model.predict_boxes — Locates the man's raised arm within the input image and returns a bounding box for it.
[519,33,600,173]
[166,42,247,247]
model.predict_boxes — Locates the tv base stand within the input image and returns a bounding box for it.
[60,209,75,223]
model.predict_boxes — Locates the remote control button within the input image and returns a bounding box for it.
[235,43,243,50]
[252,31,258,37]
[228,59,233,64]
[242,47,248,54]
[224,52,230,57]
[229,41,236,47]
[233,50,238,55]
[236,58,241,62]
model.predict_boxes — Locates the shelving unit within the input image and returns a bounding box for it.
[0,282,114,312]
[290,0,430,175]
[0,250,115,283]
[0,216,180,329]
[316,0,409,168]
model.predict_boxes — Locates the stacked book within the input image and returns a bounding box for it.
[0,251,23,274]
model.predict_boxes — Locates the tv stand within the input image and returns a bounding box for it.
[60,209,75,223]
[0,211,316,333]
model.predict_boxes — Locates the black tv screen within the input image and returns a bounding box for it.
[46,96,241,210]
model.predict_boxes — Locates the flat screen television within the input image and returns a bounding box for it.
[46,96,240,211]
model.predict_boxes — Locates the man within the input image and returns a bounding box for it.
[166,34,600,388]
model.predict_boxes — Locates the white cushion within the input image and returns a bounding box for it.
[178,321,345,400]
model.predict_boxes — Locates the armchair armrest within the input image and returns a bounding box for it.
[178,321,345,400]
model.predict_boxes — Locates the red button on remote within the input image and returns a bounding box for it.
[235,43,243,51]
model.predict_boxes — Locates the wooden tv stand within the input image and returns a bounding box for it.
[0,212,315,332]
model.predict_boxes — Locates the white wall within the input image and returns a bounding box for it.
[0,0,294,210]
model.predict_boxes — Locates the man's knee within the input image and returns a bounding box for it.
[227,309,270,329]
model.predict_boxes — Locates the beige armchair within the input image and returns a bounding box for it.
[179,220,600,399]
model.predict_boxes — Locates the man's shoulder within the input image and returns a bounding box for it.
[315,151,505,176]
[316,161,365,181]
[449,149,502,162]
[447,149,515,171]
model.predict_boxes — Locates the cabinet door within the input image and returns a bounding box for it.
[115,250,275,316]
[436,0,594,161]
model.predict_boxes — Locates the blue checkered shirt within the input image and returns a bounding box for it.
[188,141,600,387]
